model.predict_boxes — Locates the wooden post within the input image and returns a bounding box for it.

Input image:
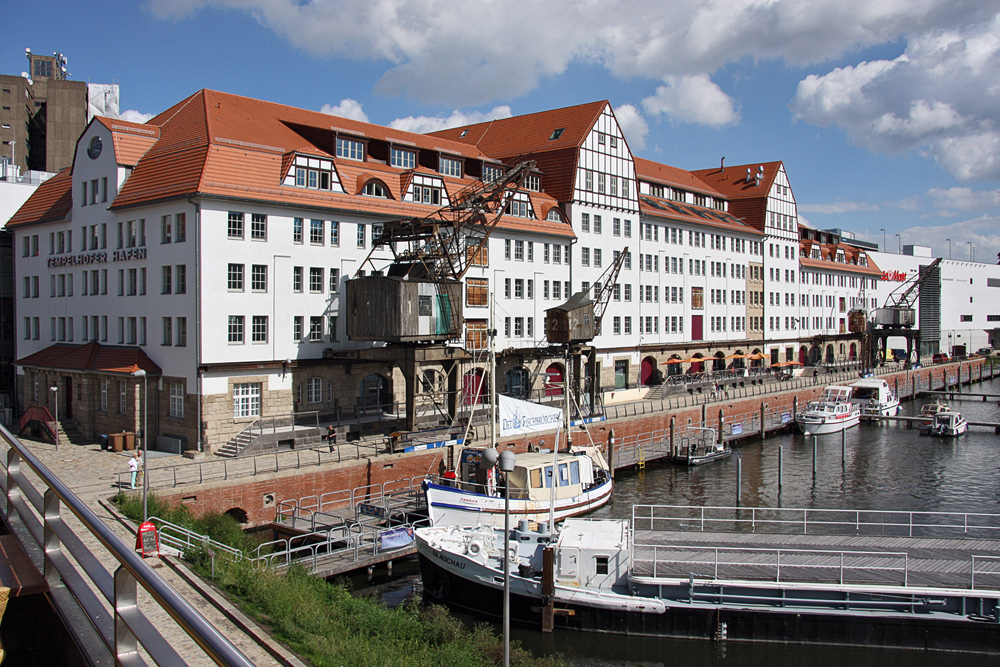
[718,410,725,444]
[760,402,767,441]
[670,417,676,458]
[607,429,615,480]
[541,547,555,632]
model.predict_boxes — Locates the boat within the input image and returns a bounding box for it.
[850,378,901,419]
[919,399,950,417]
[795,385,860,435]
[423,445,612,527]
[670,427,731,465]
[928,411,968,437]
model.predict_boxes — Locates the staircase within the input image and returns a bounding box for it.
[216,430,254,458]
[52,419,90,447]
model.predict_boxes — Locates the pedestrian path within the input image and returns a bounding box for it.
[14,435,292,666]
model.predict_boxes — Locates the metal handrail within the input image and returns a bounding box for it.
[0,425,254,666]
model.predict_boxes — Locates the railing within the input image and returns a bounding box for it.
[18,404,57,444]
[0,424,254,666]
[632,504,1000,539]
[632,543,910,587]
[232,410,321,457]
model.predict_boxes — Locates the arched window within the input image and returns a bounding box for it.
[362,181,388,198]
[306,377,323,404]
[505,367,529,399]
[546,208,562,222]
[359,374,389,413]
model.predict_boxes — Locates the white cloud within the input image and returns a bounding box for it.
[926,186,1000,216]
[895,215,1000,262]
[320,99,369,123]
[799,201,883,215]
[641,75,739,126]
[613,104,649,150]
[117,109,154,124]
[388,106,512,135]
[791,14,1000,180]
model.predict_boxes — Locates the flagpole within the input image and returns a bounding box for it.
[490,293,497,452]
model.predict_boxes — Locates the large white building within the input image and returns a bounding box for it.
[12,90,991,454]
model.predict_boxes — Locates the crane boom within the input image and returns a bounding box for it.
[592,246,629,331]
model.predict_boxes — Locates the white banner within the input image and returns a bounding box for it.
[498,395,563,437]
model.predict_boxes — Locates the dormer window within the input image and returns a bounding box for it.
[439,156,463,178]
[694,194,707,207]
[336,137,365,161]
[362,181,389,198]
[390,147,415,169]
[288,154,339,191]
[549,128,564,140]
[505,192,535,219]
[524,174,540,191]
[836,250,846,263]
[482,165,503,183]
[546,208,562,222]
[811,247,821,260]
[859,253,868,267]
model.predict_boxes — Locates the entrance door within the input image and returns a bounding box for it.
[640,357,654,385]
[64,376,73,419]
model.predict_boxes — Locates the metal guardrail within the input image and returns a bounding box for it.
[632,504,1000,539]
[0,424,254,666]
[633,543,910,587]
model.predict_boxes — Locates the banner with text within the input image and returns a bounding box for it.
[498,395,563,438]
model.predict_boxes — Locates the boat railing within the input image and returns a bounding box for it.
[632,504,1000,539]
[632,543,911,587]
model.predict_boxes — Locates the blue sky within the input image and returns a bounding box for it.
[6,1,1000,263]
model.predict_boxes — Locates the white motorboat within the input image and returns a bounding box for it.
[795,385,860,435]
[919,399,950,418]
[850,378,901,419]
[423,445,612,527]
[928,411,968,437]
[670,427,731,466]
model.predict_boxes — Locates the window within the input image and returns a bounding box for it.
[250,213,267,240]
[293,266,303,292]
[309,267,324,292]
[330,221,340,246]
[251,265,267,291]
[439,157,463,177]
[613,218,621,236]
[357,224,366,248]
[581,247,590,266]
[228,264,244,291]
[100,379,108,412]
[233,383,261,418]
[176,317,187,346]
[691,287,704,309]
[336,136,364,160]
[482,164,503,182]
[162,317,172,345]
[594,248,602,267]
[176,265,186,293]
[169,383,184,419]
[228,316,244,343]
[329,268,340,293]
[514,279,524,299]
[514,240,524,261]
[293,316,303,340]
[465,320,488,350]
[161,215,172,243]
[307,377,323,404]
[593,215,602,234]
[227,212,244,239]
[162,266,172,294]
[293,218,303,243]
[309,316,323,341]
[467,278,488,306]
[119,381,127,414]
[176,213,186,242]
[391,148,415,169]
[581,213,590,232]
[328,316,339,342]
[363,181,388,197]
[309,219,324,244]
[252,316,268,343]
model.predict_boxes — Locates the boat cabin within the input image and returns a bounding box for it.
[851,378,894,404]
[819,385,853,403]
[456,447,607,501]
[553,518,630,590]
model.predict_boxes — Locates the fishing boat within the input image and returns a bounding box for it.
[850,377,901,419]
[928,411,968,437]
[423,445,612,527]
[670,427,731,466]
[795,385,860,435]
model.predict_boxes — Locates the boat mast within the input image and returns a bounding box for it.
[490,294,497,449]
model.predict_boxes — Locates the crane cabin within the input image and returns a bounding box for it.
[545,291,596,345]
[346,275,463,343]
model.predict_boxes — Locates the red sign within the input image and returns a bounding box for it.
[135,521,160,558]
[881,270,908,282]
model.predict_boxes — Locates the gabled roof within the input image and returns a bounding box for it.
[634,157,723,197]
[15,342,162,375]
[799,239,881,277]
[94,116,160,167]
[430,101,608,157]
[6,168,73,228]
[691,160,783,199]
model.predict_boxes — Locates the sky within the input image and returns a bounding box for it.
[5,0,1000,263]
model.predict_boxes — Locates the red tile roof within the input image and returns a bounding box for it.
[95,117,160,166]
[634,157,723,197]
[799,239,881,276]
[639,195,764,237]
[691,161,784,199]
[6,169,73,229]
[15,342,162,375]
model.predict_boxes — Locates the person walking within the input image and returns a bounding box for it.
[128,452,139,489]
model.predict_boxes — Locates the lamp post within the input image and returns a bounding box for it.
[133,368,148,521]
[49,385,58,450]
[947,238,951,260]
[896,233,901,254]
[880,228,885,252]
[483,447,517,667]
[968,241,973,262]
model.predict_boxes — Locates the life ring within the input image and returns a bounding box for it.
[508,547,519,564]
[466,537,487,557]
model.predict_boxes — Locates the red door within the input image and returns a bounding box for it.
[544,365,563,397]
[462,371,484,405]
[640,358,654,385]
[691,315,703,341]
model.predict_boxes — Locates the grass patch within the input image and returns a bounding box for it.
[115,492,565,667]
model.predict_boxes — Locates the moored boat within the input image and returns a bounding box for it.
[850,377,901,419]
[423,445,612,527]
[795,385,860,435]
[919,399,950,418]
[670,427,731,465]
[928,411,968,437]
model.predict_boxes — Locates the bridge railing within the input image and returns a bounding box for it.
[632,504,1000,539]
[0,424,254,666]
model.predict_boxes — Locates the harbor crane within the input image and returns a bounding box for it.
[866,257,943,367]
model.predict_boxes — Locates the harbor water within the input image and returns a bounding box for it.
[361,375,1000,665]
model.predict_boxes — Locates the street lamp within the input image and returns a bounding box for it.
[895,233,901,254]
[946,238,951,260]
[968,241,973,262]
[880,228,886,252]
[49,385,58,450]
[133,368,148,521]
[482,446,517,667]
